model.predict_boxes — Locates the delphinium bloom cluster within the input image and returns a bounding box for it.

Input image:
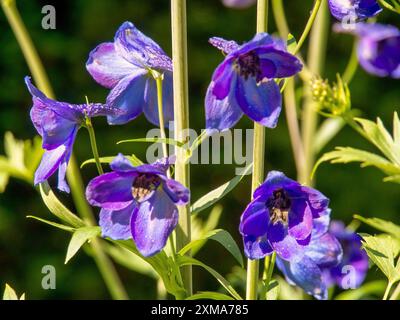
[15,0,400,302]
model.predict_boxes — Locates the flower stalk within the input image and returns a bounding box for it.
[85,116,104,175]
[300,0,329,185]
[246,0,269,301]
[1,0,128,300]
[171,0,192,297]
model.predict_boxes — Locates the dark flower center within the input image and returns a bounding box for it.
[236,52,261,80]
[132,174,161,202]
[266,188,291,225]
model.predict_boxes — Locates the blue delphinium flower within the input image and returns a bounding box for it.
[205,34,302,131]
[86,21,174,126]
[86,154,189,257]
[239,171,330,261]
[276,216,343,300]
[328,0,381,21]
[335,23,400,78]
[26,76,119,193]
[222,0,257,9]
[323,221,369,289]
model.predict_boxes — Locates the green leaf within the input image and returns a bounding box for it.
[177,255,243,300]
[354,215,400,239]
[393,112,400,146]
[65,226,101,264]
[191,205,223,256]
[265,279,280,300]
[81,154,143,168]
[361,233,400,284]
[27,215,76,232]
[384,175,400,184]
[312,147,400,180]
[179,229,243,267]
[287,33,297,54]
[0,172,9,193]
[355,117,400,166]
[191,163,252,214]
[3,284,18,300]
[39,182,85,228]
[117,137,186,148]
[335,280,386,300]
[186,292,235,300]
[314,117,346,154]
[103,243,157,279]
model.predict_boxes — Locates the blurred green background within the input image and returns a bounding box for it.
[0,0,399,299]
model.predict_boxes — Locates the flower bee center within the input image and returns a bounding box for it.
[236,52,261,80]
[131,174,161,202]
[266,188,291,225]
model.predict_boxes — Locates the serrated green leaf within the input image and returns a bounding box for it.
[65,226,101,264]
[312,147,400,179]
[355,117,400,166]
[3,284,18,300]
[179,229,243,267]
[27,215,76,232]
[355,215,400,239]
[335,280,386,300]
[361,233,400,283]
[191,163,252,214]
[177,255,243,300]
[81,154,143,169]
[186,292,235,300]
[39,182,85,228]
[117,137,186,148]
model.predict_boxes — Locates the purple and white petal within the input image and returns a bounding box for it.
[162,178,190,205]
[99,203,136,240]
[86,42,139,89]
[130,188,179,257]
[209,37,239,55]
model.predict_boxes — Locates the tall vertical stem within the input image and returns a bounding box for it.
[1,0,128,299]
[171,0,192,296]
[246,0,269,301]
[300,0,328,185]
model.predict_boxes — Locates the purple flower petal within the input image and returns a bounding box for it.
[235,77,282,128]
[130,188,179,257]
[86,42,139,89]
[34,144,68,185]
[239,199,269,237]
[243,235,273,260]
[86,172,135,210]
[106,69,148,125]
[99,203,136,240]
[267,222,302,260]
[288,200,313,241]
[205,77,243,131]
[253,171,298,200]
[328,0,381,21]
[276,255,328,300]
[162,178,190,205]
[30,103,77,150]
[114,21,172,72]
[143,72,174,128]
[306,232,343,268]
[211,58,236,100]
[209,37,239,55]
[255,47,303,79]
[110,153,136,172]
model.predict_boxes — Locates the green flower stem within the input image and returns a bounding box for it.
[383,281,394,300]
[342,41,359,84]
[171,0,192,297]
[85,117,104,175]
[293,0,323,56]
[300,0,329,185]
[246,0,269,301]
[389,282,400,300]
[153,72,169,161]
[1,0,128,300]
[263,252,276,299]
